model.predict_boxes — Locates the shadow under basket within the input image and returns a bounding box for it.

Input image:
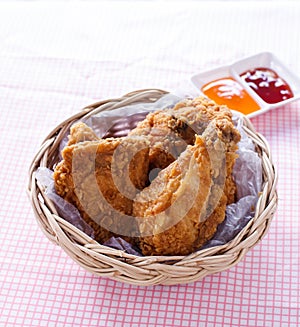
[28,89,278,286]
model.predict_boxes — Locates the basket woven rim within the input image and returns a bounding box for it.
[28,89,278,285]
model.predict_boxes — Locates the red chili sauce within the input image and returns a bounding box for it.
[240,67,293,104]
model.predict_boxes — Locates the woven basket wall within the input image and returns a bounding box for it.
[28,89,278,286]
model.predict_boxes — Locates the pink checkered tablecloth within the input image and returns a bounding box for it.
[0,1,299,326]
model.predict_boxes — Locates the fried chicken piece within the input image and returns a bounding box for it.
[172,97,241,203]
[128,110,190,170]
[130,96,240,203]
[67,122,99,145]
[54,97,240,255]
[54,136,150,243]
[134,135,228,256]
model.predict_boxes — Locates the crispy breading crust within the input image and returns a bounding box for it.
[131,97,241,255]
[130,96,241,203]
[134,135,227,256]
[54,96,240,256]
[67,122,99,145]
[54,136,149,243]
[173,97,241,203]
[129,111,190,170]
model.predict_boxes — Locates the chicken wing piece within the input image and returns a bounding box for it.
[172,97,241,203]
[133,135,227,256]
[54,136,149,243]
[130,96,240,203]
[128,110,191,170]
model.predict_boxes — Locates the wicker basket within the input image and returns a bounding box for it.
[28,89,278,286]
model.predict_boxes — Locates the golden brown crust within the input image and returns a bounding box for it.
[129,111,190,170]
[178,97,240,203]
[54,97,240,255]
[67,122,99,145]
[134,136,213,256]
[131,97,241,255]
[130,96,240,204]
[54,136,149,243]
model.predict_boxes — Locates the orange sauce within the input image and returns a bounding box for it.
[201,77,260,115]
